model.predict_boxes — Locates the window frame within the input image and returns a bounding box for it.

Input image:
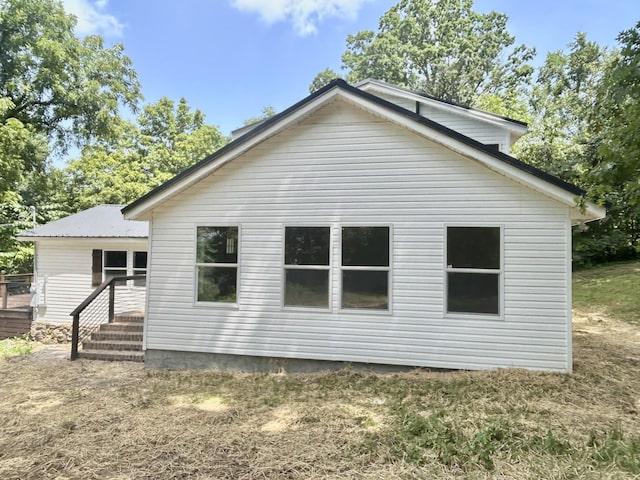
[103,250,128,281]
[101,249,148,288]
[339,224,392,314]
[193,225,241,307]
[132,251,148,287]
[444,224,503,319]
[281,225,332,311]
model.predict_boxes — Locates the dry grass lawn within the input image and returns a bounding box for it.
[1,265,639,479]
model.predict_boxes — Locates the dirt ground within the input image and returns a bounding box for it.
[0,312,638,479]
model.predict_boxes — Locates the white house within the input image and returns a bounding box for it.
[122,79,605,373]
[17,205,148,326]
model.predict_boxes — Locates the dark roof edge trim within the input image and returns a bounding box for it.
[346,82,584,196]
[365,80,529,127]
[123,78,583,215]
[123,80,346,215]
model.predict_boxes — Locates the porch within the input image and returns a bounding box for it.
[70,275,146,362]
[0,274,33,340]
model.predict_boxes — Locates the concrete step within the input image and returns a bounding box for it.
[113,314,144,323]
[91,331,143,342]
[77,349,144,362]
[82,340,143,351]
[100,322,143,333]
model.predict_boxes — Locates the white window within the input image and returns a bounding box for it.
[102,250,148,286]
[446,226,501,315]
[133,251,147,287]
[284,226,330,308]
[341,226,390,310]
[104,251,127,281]
[196,226,238,303]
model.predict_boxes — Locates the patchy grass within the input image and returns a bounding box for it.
[573,260,640,325]
[0,266,638,479]
[0,335,33,359]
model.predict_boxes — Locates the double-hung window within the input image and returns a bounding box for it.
[284,226,330,308]
[446,226,501,315]
[133,251,148,287]
[341,226,390,310]
[196,226,239,303]
[104,251,127,281]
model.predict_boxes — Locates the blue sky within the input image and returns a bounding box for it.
[60,0,638,137]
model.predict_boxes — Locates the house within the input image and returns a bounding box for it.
[17,205,148,336]
[122,79,604,373]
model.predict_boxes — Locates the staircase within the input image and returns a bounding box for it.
[78,313,144,362]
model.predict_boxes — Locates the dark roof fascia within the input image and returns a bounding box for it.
[362,80,529,127]
[123,79,583,216]
[345,82,584,196]
[122,80,346,216]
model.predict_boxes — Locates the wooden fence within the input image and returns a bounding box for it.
[0,274,33,340]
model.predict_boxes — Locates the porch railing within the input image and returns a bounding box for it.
[70,275,146,360]
[0,273,34,310]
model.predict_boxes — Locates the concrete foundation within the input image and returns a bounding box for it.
[144,349,417,374]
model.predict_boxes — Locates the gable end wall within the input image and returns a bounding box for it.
[373,92,511,152]
[146,101,571,372]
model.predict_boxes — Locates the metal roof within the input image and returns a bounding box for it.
[17,205,148,239]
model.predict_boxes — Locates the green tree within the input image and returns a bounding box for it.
[243,106,277,126]
[514,34,608,182]
[65,98,228,210]
[0,0,141,273]
[511,34,613,266]
[309,68,341,93]
[323,0,534,106]
[578,22,640,264]
[0,0,141,148]
[590,22,640,206]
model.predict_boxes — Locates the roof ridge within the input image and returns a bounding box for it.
[122,79,585,216]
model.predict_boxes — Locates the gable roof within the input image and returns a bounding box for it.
[17,205,148,240]
[122,79,604,223]
[355,79,529,137]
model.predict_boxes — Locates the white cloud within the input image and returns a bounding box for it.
[231,0,371,36]
[61,0,124,37]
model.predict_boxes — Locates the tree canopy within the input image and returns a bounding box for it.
[0,0,141,148]
[0,0,141,272]
[311,0,534,106]
[1,0,639,273]
[243,106,277,126]
[64,98,227,211]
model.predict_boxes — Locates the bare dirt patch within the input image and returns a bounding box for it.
[0,314,638,479]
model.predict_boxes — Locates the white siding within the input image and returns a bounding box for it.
[147,100,571,372]
[418,103,510,150]
[34,239,148,324]
[374,92,510,152]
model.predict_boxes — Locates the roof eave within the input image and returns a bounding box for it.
[355,79,529,136]
[123,81,349,220]
[123,78,591,221]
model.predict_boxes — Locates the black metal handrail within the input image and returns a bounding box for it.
[70,275,146,360]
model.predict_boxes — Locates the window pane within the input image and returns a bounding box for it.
[197,267,237,302]
[105,251,126,268]
[447,227,500,269]
[285,227,330,265]
[285,269,328,307]
[447,272,499,315]
[342,227,389,267]
[197,227,238,264]
[342,270,388,310]
[134,251,147,269]
[133,270,146,287]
